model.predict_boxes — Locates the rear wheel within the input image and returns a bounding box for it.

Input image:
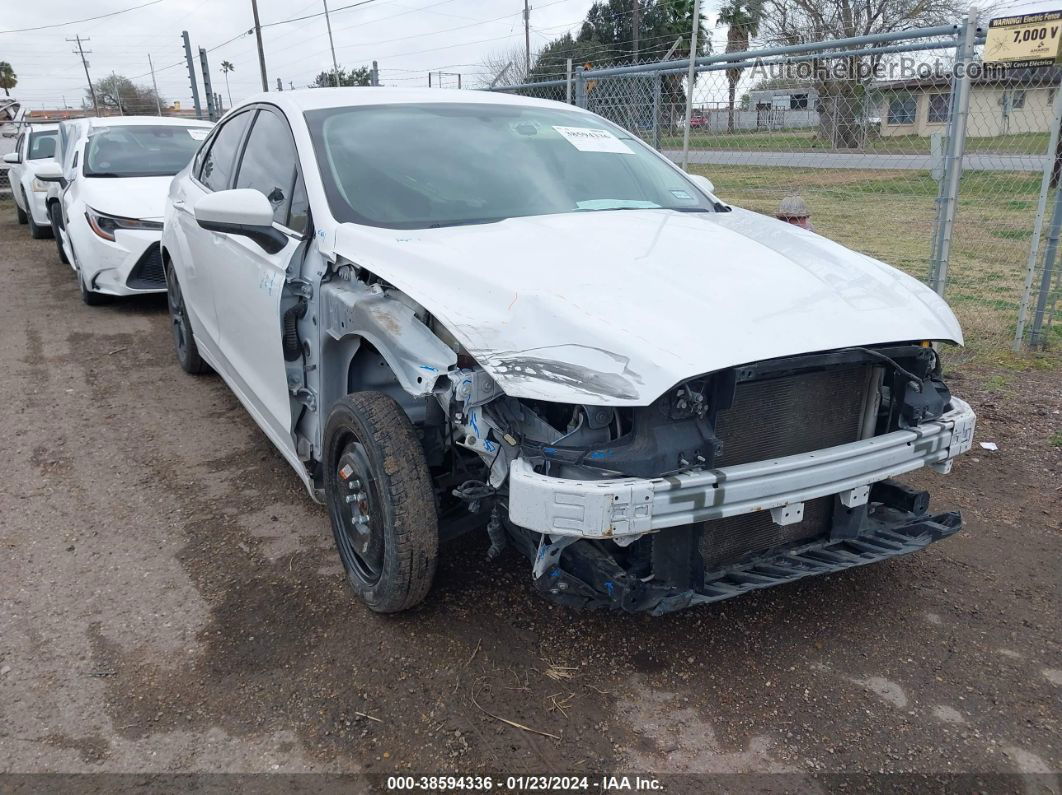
[165,262,209,375]
[324,393,438,613]
[48,204,69,265]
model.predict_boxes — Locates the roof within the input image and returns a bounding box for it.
[86,115,215,129]
[230,86,577,116]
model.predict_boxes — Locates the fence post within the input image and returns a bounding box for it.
[928,15,976,296]
[575,66,587,109]
[1014,76,1062,349]
[652,71,662,149]
[1030,188,1062,347]
[680,0,703,171]
[566,58,573,104]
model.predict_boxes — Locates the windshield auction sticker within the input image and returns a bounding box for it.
[985,10,1062,67]
[552,126,634,154]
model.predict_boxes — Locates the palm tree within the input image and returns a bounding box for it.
[220,61,235,108]
[716,1,762,133]
[0,61,17,97]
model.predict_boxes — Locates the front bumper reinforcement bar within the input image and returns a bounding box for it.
[508,398,975,539]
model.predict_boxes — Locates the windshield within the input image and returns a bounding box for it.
[84,125,211,178]
[306,103,713,228]
[28,130,57,160]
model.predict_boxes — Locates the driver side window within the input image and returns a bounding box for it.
[198,111,251,192]
[234,108,301,229]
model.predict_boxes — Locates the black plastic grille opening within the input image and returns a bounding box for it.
[125,244,165,290]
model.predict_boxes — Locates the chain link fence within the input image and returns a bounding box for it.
[493,21,1061,359]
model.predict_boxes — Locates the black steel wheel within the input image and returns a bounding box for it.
[324,392,438,613]
[165,262,209,375]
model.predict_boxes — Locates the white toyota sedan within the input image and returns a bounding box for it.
[161,89,974,614]
[37,116,213,305]
[3,123,58,238]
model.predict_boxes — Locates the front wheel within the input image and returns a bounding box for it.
[48,204,69,265]
[77,264,111,306]
[27,194,50,240]
[16,199,27,225]
[324,393,438,613]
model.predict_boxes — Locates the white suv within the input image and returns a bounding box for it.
[36,116,213,305]
[161,89,975,614]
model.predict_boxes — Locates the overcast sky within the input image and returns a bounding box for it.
[1,0,730,111]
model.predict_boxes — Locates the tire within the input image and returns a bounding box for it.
[16,200,27,225]
[48,203,69,265]
[324,392,438,613]
[164,262,209,375]
[26,194,50,239]
[78,265,111,306]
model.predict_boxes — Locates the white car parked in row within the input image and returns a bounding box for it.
[161,89,975,614]
[36,116,213,305]
[3,123,58,238]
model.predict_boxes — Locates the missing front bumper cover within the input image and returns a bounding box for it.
[525,507,962,615]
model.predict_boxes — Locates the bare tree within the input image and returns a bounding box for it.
[476,45,530,88]
[759,0,968,147]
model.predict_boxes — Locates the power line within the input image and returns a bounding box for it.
[0,0,166,34]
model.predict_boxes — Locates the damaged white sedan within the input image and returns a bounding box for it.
[161,89,975,614]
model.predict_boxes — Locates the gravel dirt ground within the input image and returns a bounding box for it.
[0,200,1059,790]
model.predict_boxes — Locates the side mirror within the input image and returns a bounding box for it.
[34,161,63,182]
[687,173,715,195]
[2,151,19,164]
[194,189,287,254]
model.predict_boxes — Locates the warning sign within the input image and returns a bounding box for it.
[985,11,1062,68]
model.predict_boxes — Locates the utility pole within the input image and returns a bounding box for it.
[250,0,269,91]
[632,0,640,62]
[523,0,531,76]
[277,77,284,91]
[68,35,98,115]
[182,31,203,120]
[323,0,341,87]
[148,54,163,115]
[371,60,379,87]
[199,47,217,121]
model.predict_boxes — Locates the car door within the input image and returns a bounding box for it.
[209,106,308,445]
[172,110,253,357]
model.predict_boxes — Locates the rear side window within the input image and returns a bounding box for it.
[235,109,298,227]
[199,111,251,191]
[28,131,57,160]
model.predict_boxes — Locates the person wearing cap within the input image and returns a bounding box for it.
[776,195,815,231]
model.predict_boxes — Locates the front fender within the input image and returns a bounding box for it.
[321,278,456,398]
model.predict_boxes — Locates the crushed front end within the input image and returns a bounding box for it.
[442,344,975,614]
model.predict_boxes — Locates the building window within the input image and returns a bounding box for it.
[1008,89,1027,109]
[790,93,809,110]
[928,93,950,124]
[887,95,917,125]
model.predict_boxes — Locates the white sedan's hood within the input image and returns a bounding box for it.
[332,207,962,406]
[81,175,172,220]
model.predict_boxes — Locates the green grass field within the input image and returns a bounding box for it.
[658,130,1051,156]
[692,164,1059,360]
